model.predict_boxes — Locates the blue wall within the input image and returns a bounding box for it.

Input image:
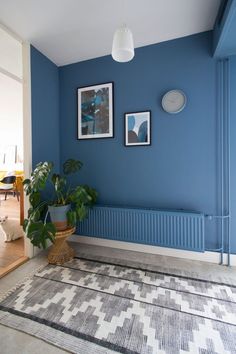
[30,32,236,253]
[59,32,227,251]
[31,46,60,170]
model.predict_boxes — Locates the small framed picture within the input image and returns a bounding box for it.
[78,82,114,140]
[125,111,151,146]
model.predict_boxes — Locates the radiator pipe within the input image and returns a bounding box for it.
[220,59,224,265]
[205,215,230,220]
[220,59,231,266]
[205,215,229,256]
[206,59,231,266]
[206,248,224,252]
[226,59,231,266]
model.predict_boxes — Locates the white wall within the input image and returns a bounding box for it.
[0,72,23,170]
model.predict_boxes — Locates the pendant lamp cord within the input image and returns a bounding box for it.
[123,0,126,27]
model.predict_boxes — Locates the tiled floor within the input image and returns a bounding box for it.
[0,324,67,354]
[72,242,236,285]
[0,242,236,354]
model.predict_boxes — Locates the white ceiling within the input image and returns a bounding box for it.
[0,0,221,66]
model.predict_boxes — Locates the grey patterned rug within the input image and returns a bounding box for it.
[0,255,236,354]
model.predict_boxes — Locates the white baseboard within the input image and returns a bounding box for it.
[70,234,236,266]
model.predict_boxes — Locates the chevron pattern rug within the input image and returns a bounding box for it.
[0,255,236,354]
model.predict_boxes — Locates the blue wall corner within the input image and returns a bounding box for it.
[30,45,60,171]
[213,0,236,57]
[31,32,236,254]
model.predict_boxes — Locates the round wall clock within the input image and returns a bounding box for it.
[162,90,187,114]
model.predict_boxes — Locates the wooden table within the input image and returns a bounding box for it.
[48,227,75,265]
[16,175,24,225]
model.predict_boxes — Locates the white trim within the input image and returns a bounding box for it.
[22,42,34,258]
[0,24,34,258]
[0,23,34,259]
[70,235,236,266]
[0,22,23,44]
[0,67,22,83]
[0,22,23,82]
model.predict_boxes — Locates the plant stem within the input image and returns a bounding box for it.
[44,210,49,224]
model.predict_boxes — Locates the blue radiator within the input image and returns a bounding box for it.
[78,205,205,252]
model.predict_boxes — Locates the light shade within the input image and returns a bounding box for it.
[112,25,134,63]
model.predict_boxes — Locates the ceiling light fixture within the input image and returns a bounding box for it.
[112,24,134,63]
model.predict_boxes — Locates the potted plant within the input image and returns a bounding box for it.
[23,158,97,249]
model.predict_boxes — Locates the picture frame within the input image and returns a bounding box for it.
[3,145,17,164]
[77,82,114,140]
[124,111,151,146]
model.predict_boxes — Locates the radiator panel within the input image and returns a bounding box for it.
[78,206,205,252]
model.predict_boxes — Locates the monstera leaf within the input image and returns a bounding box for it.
[67,205,88,227]
[67,210,77,227]
[24,220,56,249]
[63,159,83,175]
[29,191,41,208]
[83,185,98,205]
[23,161,53,195]
[69,186,89,204]
[75,203,88,221]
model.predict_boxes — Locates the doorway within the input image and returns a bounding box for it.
[0,25,32,277]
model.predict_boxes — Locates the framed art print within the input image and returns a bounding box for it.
[125,111,151,146]
[3,145,17,164]
[78,82,114,139]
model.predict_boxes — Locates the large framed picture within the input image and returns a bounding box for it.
[125,111,151,146]
[78,82,114,140]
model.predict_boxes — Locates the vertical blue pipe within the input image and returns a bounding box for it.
[218,58,232,266]
[220,60,224,265]
[227,59,231,266]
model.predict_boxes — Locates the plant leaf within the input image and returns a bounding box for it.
[76,204,88,221]
[63,159,83,175]
[83,185,98,205]
[25,221,56,249]
[29,191,41,208]
[24,162,53,195]
[67,210,77,227]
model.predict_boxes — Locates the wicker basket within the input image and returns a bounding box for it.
[47,227,76,265]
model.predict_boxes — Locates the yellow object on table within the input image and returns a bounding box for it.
[48,227,76,265]
[0,170,24,179]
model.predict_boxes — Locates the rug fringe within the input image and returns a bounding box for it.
[0,263,46,303]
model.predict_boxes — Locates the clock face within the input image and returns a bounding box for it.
[162,90,186,114]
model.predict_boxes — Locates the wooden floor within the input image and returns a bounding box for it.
[0,195,26,277]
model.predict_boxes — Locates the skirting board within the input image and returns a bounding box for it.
[70,234,236,266]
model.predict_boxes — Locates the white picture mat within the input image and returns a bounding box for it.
[125,111,151,146]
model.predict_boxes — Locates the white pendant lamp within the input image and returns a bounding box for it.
[112,24,134,63]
